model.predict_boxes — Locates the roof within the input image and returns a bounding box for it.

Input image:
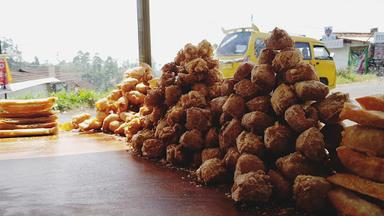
[334,32,374,43]
[0,77,60,93]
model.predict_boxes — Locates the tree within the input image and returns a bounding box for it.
[32,56,40,66]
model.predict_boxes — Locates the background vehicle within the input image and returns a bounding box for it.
[216,25,337,88]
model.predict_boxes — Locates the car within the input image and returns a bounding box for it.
[216,25,337,88]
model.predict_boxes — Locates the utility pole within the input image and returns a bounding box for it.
[137,0,152,66]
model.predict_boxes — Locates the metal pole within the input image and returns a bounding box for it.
[137,0,152,66]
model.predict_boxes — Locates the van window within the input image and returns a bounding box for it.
[216,32,251,56]
[254,39,266,57]
[295,42,311,60]
[314,45,331,60]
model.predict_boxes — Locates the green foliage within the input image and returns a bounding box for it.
[51,89,108,112]
[336,69,377,84]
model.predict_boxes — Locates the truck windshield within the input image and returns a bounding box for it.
[216,32,251,56]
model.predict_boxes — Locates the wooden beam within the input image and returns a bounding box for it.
[137,0,152,66]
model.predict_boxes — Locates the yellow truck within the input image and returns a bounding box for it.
[216,25,337,88]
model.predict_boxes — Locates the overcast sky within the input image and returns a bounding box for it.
[2,0,383,65]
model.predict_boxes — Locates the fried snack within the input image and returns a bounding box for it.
[102,113,119,132]
[180,91,207,108]
[185,58,208,74]
[0,110,56,118]
[234,154,265,180]
[109,120,122,132]
[115,96,129,113]
[191,152,203,168]
[71,113,91,129]
[118,111,135,122]
[222,94,246,118]
[294,80,329,101]
[198,39,214,58]
[208,82,222,98]
[356,95,384,112]
[233,79,262,99]
[176,72,204,87]
[157,124,183,144]
[272,49,302,72]
[271,83,298,115]
[341,125,384,157]
[0,115,57,125]
[185,107,211,131]
[337,146,384,183]
[139,106,152,116]
[164,85,181,106]
[78,118,102,131]
[130,129,154,154]
[126,90,145,105]
[201,148,222,162]
[210,96,228,114]
[144,88,164,107]
[321,122,344,153]
[327,173,384,201]
[121,77,139,92]
[196,158,227,184]
[314,92,349,124]
[0,97,56,113]
[268,170,291,199]
[159,71,176,88]
[95,98,109,112]
[124,63,152,82]
[340,102,384,129]
[206,68,221,85]
[223,147,240,171]
[0,122,57,130]
[125,118,144,139]
[293,175,332,212]
[296,127,327,163]
[284,62,319,84]
[219,119,242,151]
[141,139,165,159]
[251,64,276,92]
[179,129,204,151]
[233,62,254,81]
[166,144,186,165]
[258,49,276,65]
[219,112,232,125]
[192,83,209,97]
[114,122,128,135]
[107,89,122,101]
[265,27,294,50]
[328,188,384,216]
[220,79,235,96]
[231,170,272,203]
[285,104,319,133]
[241,111,274,134]
[149,106,164,125]
[264,122,294,155]
[166,106,185,126]
[135,83,150,94]
[0,127,58,138]
[246,95,272,113]
[96,111,108,122]
[276,152,316,180]
[236,131,265,157]
[205,128,219,148]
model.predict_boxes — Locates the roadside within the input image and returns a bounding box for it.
[333,77,383,98]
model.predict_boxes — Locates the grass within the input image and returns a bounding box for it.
[336,69,377,84]
[51,89,108,112]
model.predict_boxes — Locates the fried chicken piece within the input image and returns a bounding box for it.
[108,89,122,101]
[179,129,204,151]
[234,154,265,180]
[236,131,265,157]
[356,95,384,112]
[164,85,182,106]
[166,106,185,126]
[219,119,242,151]
[271,83,298,115]
[144,88,164,107]
[166,144,186,165]
[185,107,211,131]
[180,90,207,108]
[222,94,246,118]
[339,102,384,129]
[272,48,302,72]
[314,92,349,124]
[328,188,384,216]
[234,79,263,99]
[293,175,332,212]
[220,79,236,96]
[210,96,228,114]
[241,111,274,134]
[265,27,294,50]
[71,113,91,129]
[141,139,165,159]
[196,158,227,184]
[276,152,317,180]
[201,148,222,163]
[130,129,154,154]
[251,64,276,92]
[205,127,219,148]
[258,49,276,65]
[337,146,384,183]
[233,62,254,81]
[327,173,384,202]
[284,62,319,84]
[294,80,329,101]
[185,58,208,74]
[197,39,214,58]
[121,77,139,92]
[192,83,209,97]
[231,170,272,203]
[264,122,294,155]
[296,127,327,163]
[246,95,272,113]
[135,82,150,94]
[268,170,291,199]
[285,104,319,132]
[341,125,384,157]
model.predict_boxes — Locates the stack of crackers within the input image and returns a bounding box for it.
[0,97,58,138]
[327,95,384,216]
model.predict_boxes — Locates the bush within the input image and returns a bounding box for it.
[51,89,108,112]
[336,69,376,84]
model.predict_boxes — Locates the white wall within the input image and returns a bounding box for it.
[329,44,350,70]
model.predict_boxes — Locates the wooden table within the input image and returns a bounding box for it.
[0,132,315,216]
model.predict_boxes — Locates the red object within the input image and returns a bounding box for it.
[0,59,8,85]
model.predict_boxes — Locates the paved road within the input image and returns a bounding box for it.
[333,77,383,98]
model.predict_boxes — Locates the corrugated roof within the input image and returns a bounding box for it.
[334,32,374,43]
